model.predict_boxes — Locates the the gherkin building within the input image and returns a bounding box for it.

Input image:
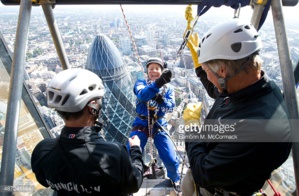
[86,34,136,144]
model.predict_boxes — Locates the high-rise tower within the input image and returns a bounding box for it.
[86,34,136,144]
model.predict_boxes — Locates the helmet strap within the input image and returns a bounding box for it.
[218,78,227,89]
[207,56,251,92]
[87,99,102,117]
[205,63,228,91]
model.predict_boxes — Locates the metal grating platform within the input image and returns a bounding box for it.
[133,179,177,196]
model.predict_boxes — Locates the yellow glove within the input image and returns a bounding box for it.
[185,5,194,30]
[186,33,201,69]
[183,102,202,126]
[184,5,201,69]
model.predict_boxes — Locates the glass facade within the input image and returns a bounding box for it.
[86,34,136,144]
[0,34,52,195]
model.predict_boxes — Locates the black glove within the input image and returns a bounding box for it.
[153,94,164,104]
[155,70,172,88]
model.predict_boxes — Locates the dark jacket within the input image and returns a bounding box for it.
[31,126,144,196]
[195,66,219,99]
[186,66,292,195]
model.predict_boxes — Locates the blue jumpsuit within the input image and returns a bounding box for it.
[127,79,180,182]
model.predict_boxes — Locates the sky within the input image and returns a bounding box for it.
[0,1,298,16]
[0,3,298,22]
[0,2,298,32]
[0,2,298,16]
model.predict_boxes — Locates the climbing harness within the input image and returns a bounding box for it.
[120,8,172,175]
[147,83,166,164]
[121,4,160,178]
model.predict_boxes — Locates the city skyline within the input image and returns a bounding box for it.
[0,1,298,195]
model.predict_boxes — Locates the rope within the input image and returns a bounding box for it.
[173,11,199,68]
[147,101,154,163]
[155,121,189,168]
[179,151,187,187]
[266,179,281,196]
[120,5,156,167]
[181,50,194,100]
[120,5,143,72]
[119,5,192,180]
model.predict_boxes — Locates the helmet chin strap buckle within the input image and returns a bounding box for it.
[218,78,227,90]
[94,121,103,130]
[217,56,252,92]
[87,99,102,116]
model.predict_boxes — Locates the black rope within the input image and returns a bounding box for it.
[294,60,299,87]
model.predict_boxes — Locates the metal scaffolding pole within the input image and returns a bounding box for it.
[42,2,70,70]
[0,0,32,195]
[271,0,299,195]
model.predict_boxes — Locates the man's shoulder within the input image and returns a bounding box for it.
[102,141,124,150]
[34,139,57,151]
[87,141,128,163]
[89,139,125,152]
[31,139,57,169]
[32,139,57,159]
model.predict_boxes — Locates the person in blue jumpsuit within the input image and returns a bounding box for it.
[127,57,181,192]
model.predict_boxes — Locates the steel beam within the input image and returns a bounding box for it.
[0,0,32,195]
[271,0,299,195]
[42,2,70,70]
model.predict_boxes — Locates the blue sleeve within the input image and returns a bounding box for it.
[158,85,175,111]
[134,79,160,102]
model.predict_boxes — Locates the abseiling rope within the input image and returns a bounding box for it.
[120,5,156,168]
[120,5,144,74]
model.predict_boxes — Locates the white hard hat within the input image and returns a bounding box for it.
[199,19,262,64]
[47,68,105,112]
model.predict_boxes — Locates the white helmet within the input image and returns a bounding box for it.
[47,68,105,112]
[199,19,262,64]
